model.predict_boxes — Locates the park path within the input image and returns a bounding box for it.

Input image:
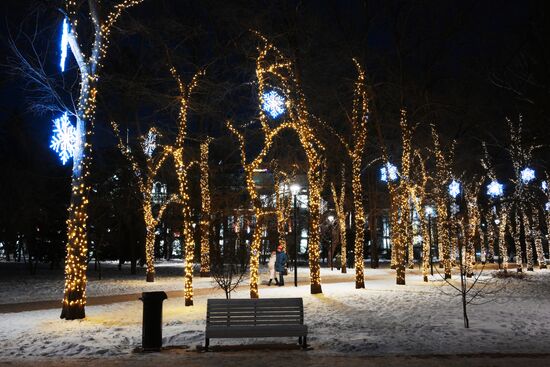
[0,271,389,314]
[1,352,550,367]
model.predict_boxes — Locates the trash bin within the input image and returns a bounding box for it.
[139,291,167,352]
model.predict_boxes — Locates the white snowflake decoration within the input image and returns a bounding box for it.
[448,179,461,198]
[542,181,548,191]
[261,90,286,119]
[487,180,504,198]
[520,167,535,184]
[424,206,435,217]
[545,202,550,212]
[380,162,398,182]
[50,112,77,165]
[450,202,460,215]
[60,18,69,72]
[142,130,157,157]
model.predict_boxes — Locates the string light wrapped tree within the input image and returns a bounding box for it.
[253,33,326,294]
[481,142,509,270]
[273,169,294,252]
[505,117,546,271]
[111,123,174,282]
[199,138,213,277]
[463,179,482,277]
[381,110,415,285]
[323,60,369,288]
[407,150,431,282]
[52,0,145,319]
[431,126,454,279]
[331,168,348,273]
[169,67,204,305]
[226,121,288,298]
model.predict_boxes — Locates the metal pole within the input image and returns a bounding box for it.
[428,214,433,276]
[294,195,298,287]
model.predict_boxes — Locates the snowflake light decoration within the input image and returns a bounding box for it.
[487,180,504,198]
[261,90,286,119]
[545,202,550,212]
[142,129,157,157]
[448,179,461,198]
[60,18,69,72]
[542,181,548,191]
[450,202,460,215]
[424,206,435,217]
[380,162,398,182]
[520,167,535,184]
[50,112,77,165]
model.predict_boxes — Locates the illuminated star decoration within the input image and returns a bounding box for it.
[542,181,548,191]
[520,167,535,184]
[50,112,77,165]
[261,90,286,118]
[448,179,461,198]
[59,17,69,72]
[142,130,157,157]
[380,162,398,182]
[487,180,504,198]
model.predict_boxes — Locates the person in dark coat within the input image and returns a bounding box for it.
[275,245,288,286]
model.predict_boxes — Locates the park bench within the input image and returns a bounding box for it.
[205,298,308,350]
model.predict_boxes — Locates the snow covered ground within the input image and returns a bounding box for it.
[1,262,550,364]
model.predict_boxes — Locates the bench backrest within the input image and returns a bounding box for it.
[206,298,304,327]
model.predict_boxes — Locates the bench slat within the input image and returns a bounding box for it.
[206,325,307,338]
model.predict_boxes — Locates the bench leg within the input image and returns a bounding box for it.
[204,338,209,351]
[298,337,302,345]
[302,335,307,349]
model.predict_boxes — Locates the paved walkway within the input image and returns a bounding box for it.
[2,352,550,367]
[0,272,374,313]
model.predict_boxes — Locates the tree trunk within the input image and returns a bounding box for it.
[60,107,92,320]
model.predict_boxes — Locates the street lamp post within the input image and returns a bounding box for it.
[290,184,301,287]
[425,206,435,278]
[328,215,335,270]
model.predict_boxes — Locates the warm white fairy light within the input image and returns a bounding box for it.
[261,90,286,119]
[142,129,157,157]
[380,162,398,182]
[50,112,77,165]
[59,18,69,72]
[487,180,504,198]
[59,0,146,321]
[520,167,535,184]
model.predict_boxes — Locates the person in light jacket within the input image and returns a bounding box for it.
[267,250,279,286]
[275,245,288,286]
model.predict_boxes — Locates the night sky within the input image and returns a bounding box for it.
[1,0,549,200]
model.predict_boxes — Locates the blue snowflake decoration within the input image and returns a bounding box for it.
[50,112,77,165]
[261,90,286,119]
[60,18,70,72]
[448,179,461,198]
[142,130,157,157]
[520,167,535,185]
[380,162,398,182]
[486,180,504,198]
